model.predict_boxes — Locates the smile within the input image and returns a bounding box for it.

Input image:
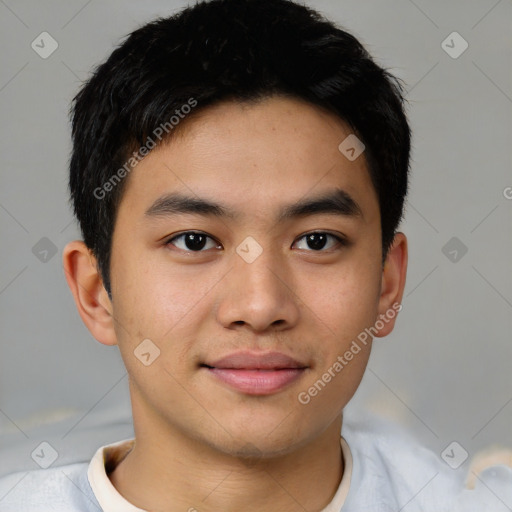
[201,351,308,395]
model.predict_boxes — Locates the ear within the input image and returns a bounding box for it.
[62,240,117,346]
[373,232,408,338]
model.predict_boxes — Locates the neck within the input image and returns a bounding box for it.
[109,392,344,512]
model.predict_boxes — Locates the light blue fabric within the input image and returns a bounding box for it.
[0,461,100,511]
[340,415,512,511]
[1,414,511,511]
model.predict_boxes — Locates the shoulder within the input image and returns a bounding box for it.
[342,415,512,512]
[0,462,101,512]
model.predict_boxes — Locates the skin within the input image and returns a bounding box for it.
[63,95,407,512]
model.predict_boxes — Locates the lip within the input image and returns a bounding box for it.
[206,351,307,370]
[202,351,308,395]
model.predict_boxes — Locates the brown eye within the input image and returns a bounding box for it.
[293,232,346,251]
[166,232,220,252]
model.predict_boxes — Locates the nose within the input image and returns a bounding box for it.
[215,242,300,333]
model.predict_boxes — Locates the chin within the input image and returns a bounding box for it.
[215,426,310,461]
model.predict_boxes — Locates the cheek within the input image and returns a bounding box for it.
[300,257,381,343]
[110,259,206,391]
[111,253,221,379]
[297,344,371,422]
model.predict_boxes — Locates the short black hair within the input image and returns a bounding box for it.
[69,0,411,298]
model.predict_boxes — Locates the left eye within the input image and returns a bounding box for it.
[293,232,345,251]
[166,232,220,252]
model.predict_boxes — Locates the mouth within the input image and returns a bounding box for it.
[200,351,308,395]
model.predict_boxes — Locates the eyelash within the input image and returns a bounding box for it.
[164,231,348,253]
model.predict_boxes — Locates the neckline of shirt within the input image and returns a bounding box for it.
[87,436,353,512]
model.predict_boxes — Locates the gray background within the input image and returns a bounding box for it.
[0,0,511,483]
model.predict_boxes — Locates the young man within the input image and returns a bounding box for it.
[1,0,510,510]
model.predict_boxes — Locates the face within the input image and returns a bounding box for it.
[100,96,400,458]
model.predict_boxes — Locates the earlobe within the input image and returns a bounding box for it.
[373,232,408,338]
[62,240,118,346]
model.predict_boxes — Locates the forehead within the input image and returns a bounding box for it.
[117,96,379,225]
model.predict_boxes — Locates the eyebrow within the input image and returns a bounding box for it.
[144,188,363,222]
